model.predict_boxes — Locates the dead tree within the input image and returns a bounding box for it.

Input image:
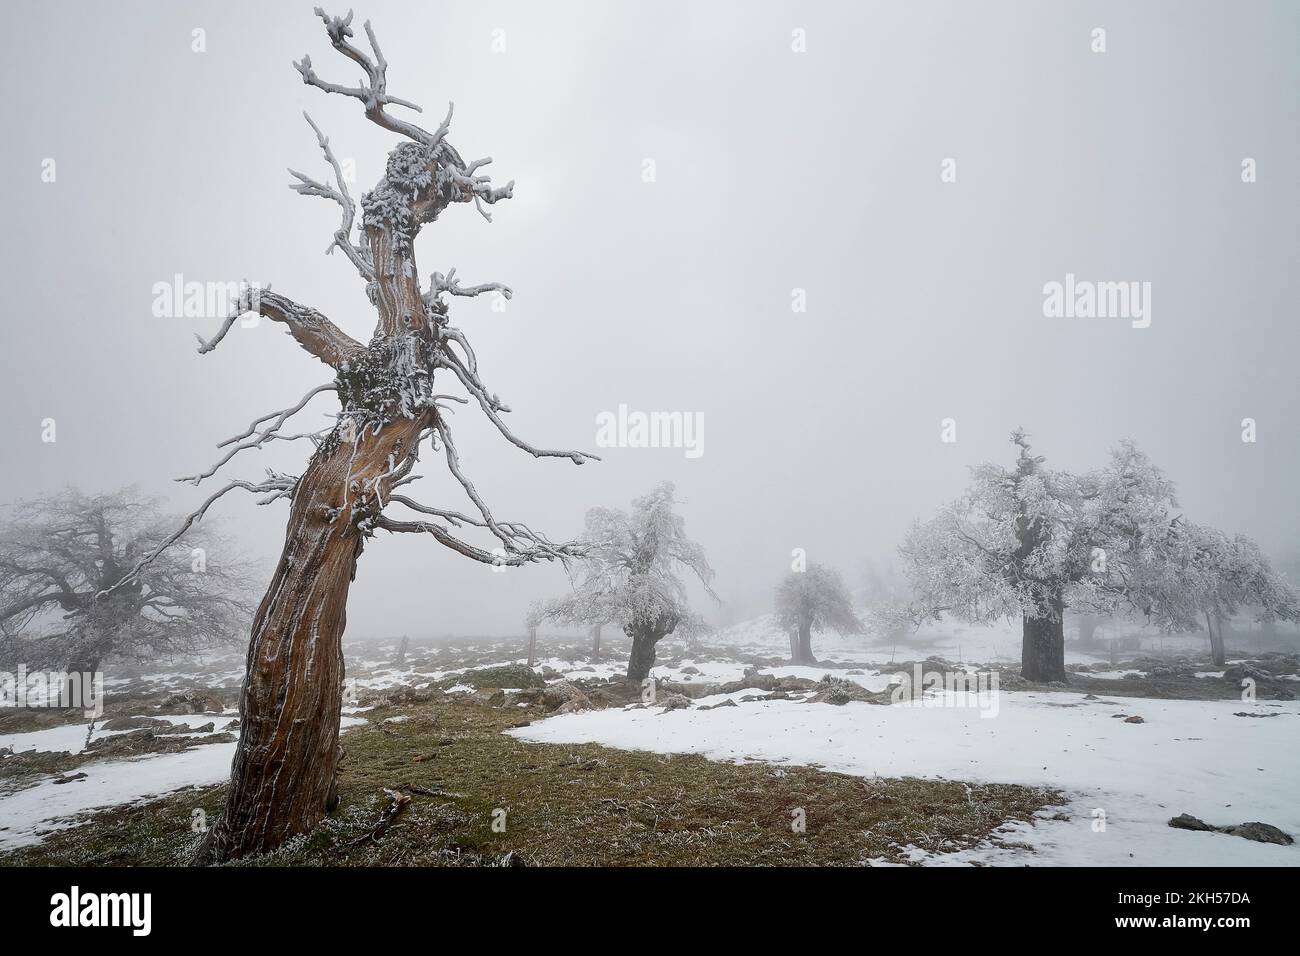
[111,8,594,863]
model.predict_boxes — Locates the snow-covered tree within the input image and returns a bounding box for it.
[0,487,252,673]
[111,9,594,863]
[533,482,716,681]
[774,563,861,664]
[899,430,1181,682]
[1133,522,1300,665]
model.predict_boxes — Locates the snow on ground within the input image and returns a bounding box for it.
[0,715,367,849]
[510,690,1300,866]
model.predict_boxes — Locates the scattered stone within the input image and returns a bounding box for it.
[157,721,215,734]
[1169,814,1293,845]
[1169,813,1216,832]
[698,699,738,711]
[1221,822,1293,845]
[99,715,170,731]
[156,690,225,715]
[1222,663,1274,685]
[1123,715,1145,724]
[807,676,880,706]
[1233,711,1281,719]
[52,772,87,785]
[541,681,591,713]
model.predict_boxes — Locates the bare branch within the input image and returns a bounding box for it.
[99,477,296,599]
[435,350,598,465]
[195,289,363,368]
[293,7,444,146]
[288,112,375,281]
[178,385,338,485]
[425,268,512,305]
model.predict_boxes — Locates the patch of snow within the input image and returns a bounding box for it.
[510,691,1300,866]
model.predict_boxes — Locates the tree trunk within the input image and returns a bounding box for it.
[195,416,421,865]
[791,620,816,665]
[527,625,537,668]
[1021,601,1067,682]
[788,628,798,662]
[1207,612,1226,667]
[591,624,601,661]
[626,626,660,683]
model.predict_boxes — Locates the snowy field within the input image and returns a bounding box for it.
[2,614,1296,864]
[511,689,1299,866]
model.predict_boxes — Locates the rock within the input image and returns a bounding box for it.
[1223,663,1274,683]
[1123,715,1145,724]
[156,690,225,715]
[158,721,215,734]
[1168,814,1293,845]
[471,688,506,707]
[555,694,593,715]
[1221,822,1293,845]
[1169,813,1215,832]
[541,681,591,712]
[1082,694,1100,700]
[698,699,738,711]
[808,676,879,706]
[659,693,691,711]
[1233,711,1281,718]
[679,665,701,675]
[100,715,170,731]
[658,680,719,700]
[52,772,88,785]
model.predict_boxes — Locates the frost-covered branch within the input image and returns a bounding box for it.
[293,7,445,147]
[195,289,362,369]
[288,112,375,281]
[424,268,512,309]
[177,385,338,485]
[99,476,296,598]
[435,348,598,465]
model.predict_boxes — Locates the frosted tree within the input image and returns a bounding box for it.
[0,487,251,674]
[774,563,861,664]
[108,9,594,863]
[1133,522,1300,665]
[899,430,1181,682]
[532,482,715,681]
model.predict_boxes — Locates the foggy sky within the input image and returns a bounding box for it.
[2,0,1297,639]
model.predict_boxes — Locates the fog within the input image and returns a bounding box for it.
[2,0,1297,639]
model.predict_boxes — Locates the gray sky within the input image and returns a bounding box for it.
[2,0,1297,638]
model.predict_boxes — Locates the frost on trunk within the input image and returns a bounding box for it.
[110,8,594,864]
[773,563,860,666]
[532,482,716,682]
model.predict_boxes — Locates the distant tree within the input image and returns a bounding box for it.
[899,431,1181,682]
[774,563,861,664]
[0,487,252,673]
[1133,522,1300,666]
[533,482,716,681]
